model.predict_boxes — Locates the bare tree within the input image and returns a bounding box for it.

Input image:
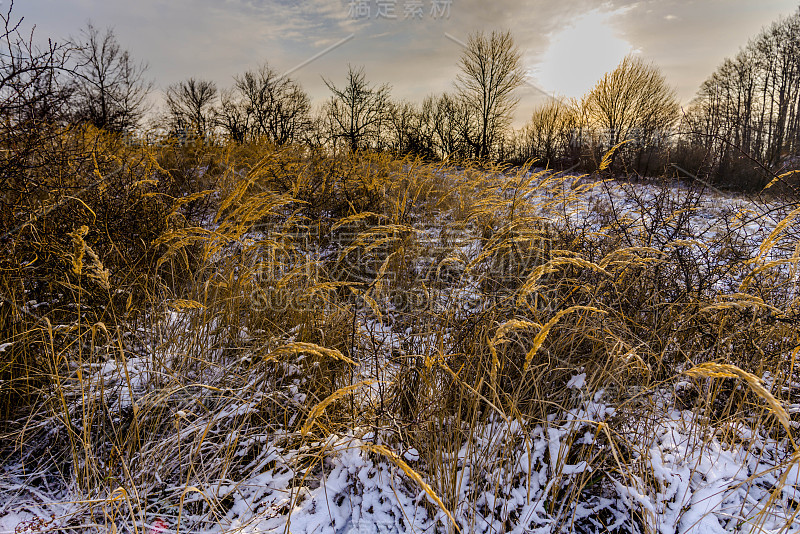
[324,65,391,152]
[0,1,74,198]
[0,2,73,126]
[683,52,756,178]
[455,30,525,159]
[164,78,217,139]
[70,23,151,132]
[229,64,311,145]
[216,88,249,144]
[583,55,679,173]
[301,105,333,148]
[753,13,800,165]
[387,99,435,157]
[420,93,470,160]
[519,98,577,166]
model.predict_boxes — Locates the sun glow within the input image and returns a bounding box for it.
[535,8,636,99]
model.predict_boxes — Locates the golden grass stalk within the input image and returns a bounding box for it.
[684,362,794,443]
[266,342,356,366]
[68,225,88,276]
[598,246,665,269]
[169,189,216,214]
[374,247,404,296]
[331,211,390,230]
[699,293,783,316]
[757,204,800,260]
[740,253,800,292]
[598,140,632,172]
[762,169,800,191]
[489,319,541,384]
[363,443,460,532]
[168,299,206,311]
[523,306,607,372]
[493,319,542,343]
[68,225,110,289]
[350,287,383,322]
[517,258,609,306]
[300,381,374,437]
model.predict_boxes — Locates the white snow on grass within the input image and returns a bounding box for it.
[3,175,800,534]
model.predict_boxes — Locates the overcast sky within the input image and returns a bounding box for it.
[14,0,800,125]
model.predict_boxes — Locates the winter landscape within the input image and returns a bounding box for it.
[3,1,800,533]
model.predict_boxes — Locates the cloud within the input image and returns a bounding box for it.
[13,0,800,125]
[533,6,637,99]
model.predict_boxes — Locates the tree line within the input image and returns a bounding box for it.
[2,0,800,189]
[682,10,800,188]
[159,30,525,162]
[509,6,800,188]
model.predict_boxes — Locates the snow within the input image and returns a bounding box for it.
[4,171,800,534]
[403,448,420,462]
[0,511,36,534]
[566,372,586,389]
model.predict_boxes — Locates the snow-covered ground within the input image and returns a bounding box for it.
[2,171,799,534]
[4,368,798,534]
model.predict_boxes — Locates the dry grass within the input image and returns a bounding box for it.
[2,137,800,533]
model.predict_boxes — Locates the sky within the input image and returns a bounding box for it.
[13,0,800,126]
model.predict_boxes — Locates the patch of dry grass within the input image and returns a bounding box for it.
[2,139,800,533]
